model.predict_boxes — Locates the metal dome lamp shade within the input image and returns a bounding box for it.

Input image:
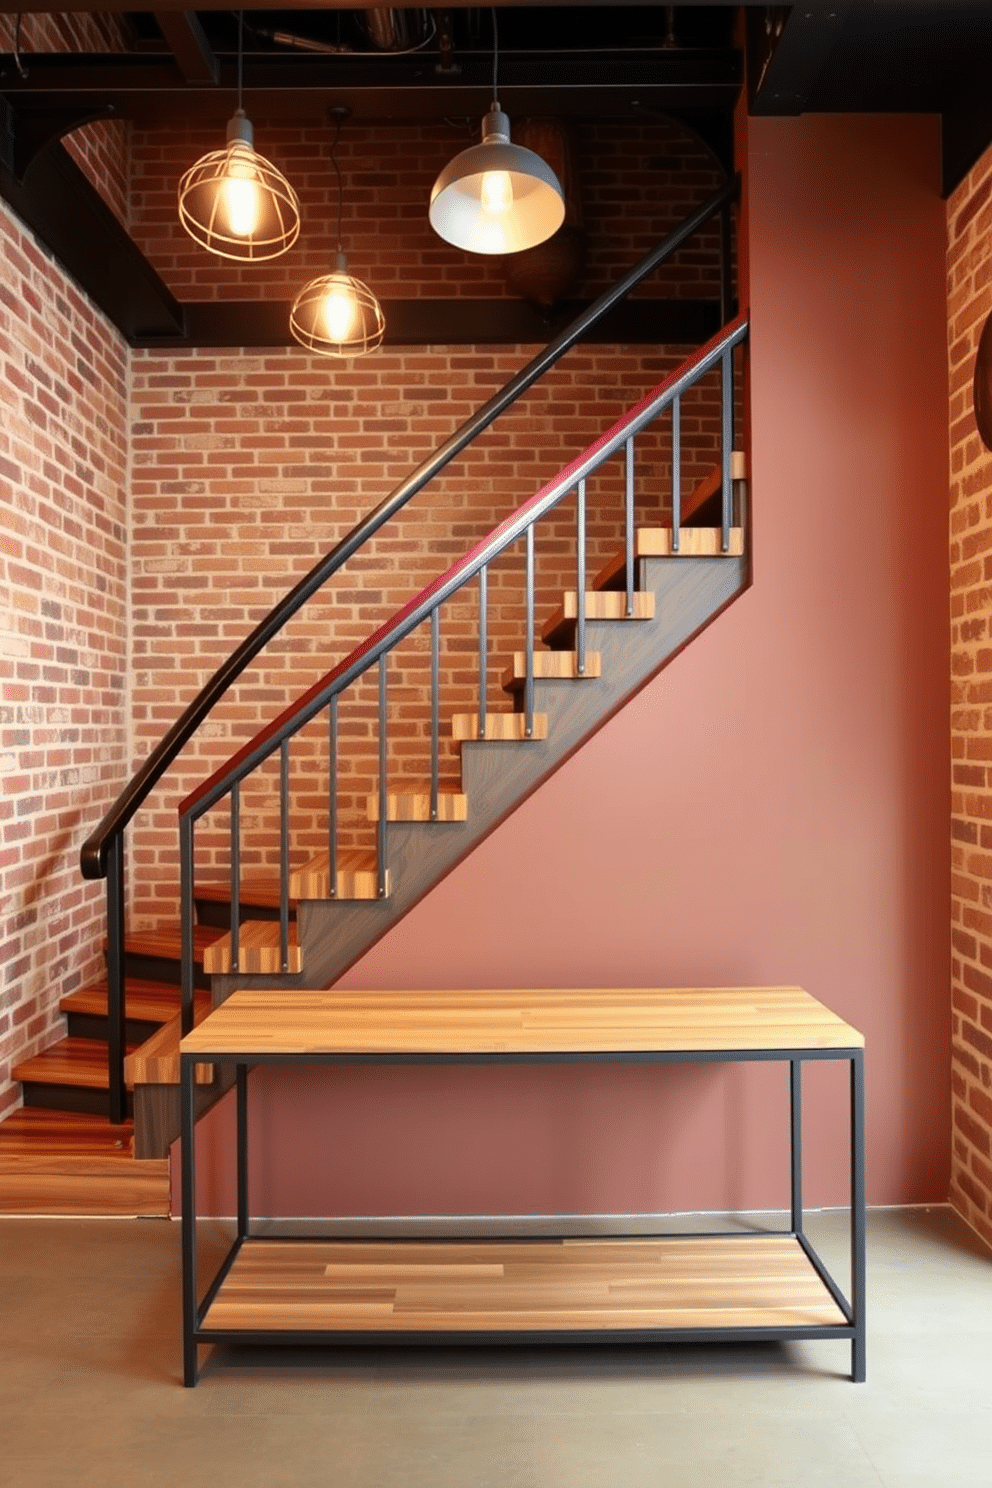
[289,111,386,358]
[177,13,300,261]
[429,11,564,255]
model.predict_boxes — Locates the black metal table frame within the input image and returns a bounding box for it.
[180,1044,867,1387]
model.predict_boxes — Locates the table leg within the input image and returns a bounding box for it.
[237,1063,249,1241]
[790,1058,804,1238]
[850,1050,867,1382]
[180,1052,199,1387]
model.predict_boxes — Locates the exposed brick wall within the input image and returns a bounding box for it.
[948,145,992,1244]
[0,198,129,1117]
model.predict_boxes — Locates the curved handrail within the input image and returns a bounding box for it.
[80,172,739,881]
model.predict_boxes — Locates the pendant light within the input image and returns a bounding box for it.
[289,109,386,358]
[177,12,300,261]
[429,9,564,256]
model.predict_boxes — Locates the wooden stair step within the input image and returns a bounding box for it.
[13,1036,141,1093]
[541,590,655,649]
[366,788,468,824]
[681,450,748,525]
[451,712,549,742]
[289,849,388,900]
[125,992,215,1089]
[123,923,225,989]
[501,650,602,692]
[0,1107,134,1158]
[202,919,302,975]
[594,527,744,591]
[61,977,182,1037]
[194,878,297,928]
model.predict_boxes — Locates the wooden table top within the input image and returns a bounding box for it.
[180,985,863,1060]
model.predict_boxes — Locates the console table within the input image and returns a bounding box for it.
[179,985,866,1386]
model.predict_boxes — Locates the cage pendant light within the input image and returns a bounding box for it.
[429,10,564,255]
[177,13,300,261]
[289,110,386,358]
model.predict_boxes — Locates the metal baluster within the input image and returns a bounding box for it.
[576,480,586,676]
[230,782,240,973]
[179,815,195,1036]
[430,606,440,821]
[105,834,127,1122]
[625,436,635,617]
[478,564,488,740]
[279,740,290,972]
[328,695,338,898]
[721,346,733,552]
[377,653,388,897]
[672,394,681,554]
[525,525,535,738]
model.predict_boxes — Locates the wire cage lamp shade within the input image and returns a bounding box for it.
[429,105,564,256]
[178,109,301,262]
[290,253,386,357]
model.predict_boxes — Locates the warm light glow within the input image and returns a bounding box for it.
[321,283,359,343]
[222,152,260,237]
[480,170,513,215]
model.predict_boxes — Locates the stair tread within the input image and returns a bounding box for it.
[194,878,290,910]
[0,1108,135,1159]
[451,712,549,742]
[13,1037,141,1092]
[541,590,655,648]
[366,788,468,823]
[290,849,388,901]
[202,919,302,975]
[594,528,744,590]
[125,993,214,1088]
[61,978,182,1025]
[124,924,225,960]
[502,651,602,691]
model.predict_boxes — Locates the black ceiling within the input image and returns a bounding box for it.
[0,2,988,347]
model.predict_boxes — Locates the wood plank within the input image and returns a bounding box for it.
[180,986,864,1059]
[202,920,302,975]
[592,526,744,590]
[12,1036,141,1091]
[501,650,602,691]
[289,850,388,901]
[194,879,293,913]
[61,978,182,1027]
[124,924,223,962]
[366,789,468,823]
[451,712,549,742]
[203,1235,847,1333]
[0,1108,134,1158]
[124,995,215,1088]
[0,1157,170,1217]
[541,591,654,648]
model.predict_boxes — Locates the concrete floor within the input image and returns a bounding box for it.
[1,1206,989,1488]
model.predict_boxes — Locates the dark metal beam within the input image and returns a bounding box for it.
[153,11,218,86]
[749,3,852,116]
[0,141,184,340]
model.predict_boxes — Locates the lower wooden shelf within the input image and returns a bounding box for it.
[201,1233,847,1336]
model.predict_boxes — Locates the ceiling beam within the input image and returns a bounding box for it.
[748,3,851,116]
[153,10,218,86]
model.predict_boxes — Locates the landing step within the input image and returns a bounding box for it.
[594,528,744,591]
[451,712,549,742]
[0,1110,168,1216]
[202,920,302,976]
[194,878,297,928]
[290,850,387,900]
[502,650,601,693]
[542,590,655,649]
[367,789,468,823]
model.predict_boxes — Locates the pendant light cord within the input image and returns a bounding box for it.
[491,6,499,110]
[236,9,244,113]
[330,110,344,257]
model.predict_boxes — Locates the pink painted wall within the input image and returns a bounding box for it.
[184,112,950,1218]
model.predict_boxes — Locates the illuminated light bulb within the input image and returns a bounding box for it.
[321,282,359,344]
[480,170,513,215]
[222,154,260,238]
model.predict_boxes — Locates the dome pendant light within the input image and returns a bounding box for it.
[177,12,300,261]
[289,109,386,358]
[429,11,564,255]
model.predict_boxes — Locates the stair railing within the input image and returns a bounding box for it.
[80,173,740,1122]
[177,309,749,1035]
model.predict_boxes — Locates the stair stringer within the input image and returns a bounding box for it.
[210,552,747,1003]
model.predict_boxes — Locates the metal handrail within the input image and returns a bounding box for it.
[177,310,748,1031]
[79,172,740,1120]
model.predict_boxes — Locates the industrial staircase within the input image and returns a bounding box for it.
[0,179,748,1214]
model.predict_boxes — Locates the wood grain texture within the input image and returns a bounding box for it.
[680,451,748,523]
[289,850,389,900]
[593,529,744,591]
[0,1108,134,1157]
[203,1235,847,1333]
[180,986,864,1059]
[61,978,182,1027]
[366,789,468,823]
[124,1000,215,1087]
[202,920,302,975]
[0,1158,169,1216]
[12,1037,140,1090]
[450,712,549,742]
[541,591,654,648]
[501,650,602,691]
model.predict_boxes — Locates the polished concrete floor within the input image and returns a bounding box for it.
[1,1206,989,1488]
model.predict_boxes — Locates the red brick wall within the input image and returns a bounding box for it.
[948,146,992,1243]
[0,199,128,1117]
